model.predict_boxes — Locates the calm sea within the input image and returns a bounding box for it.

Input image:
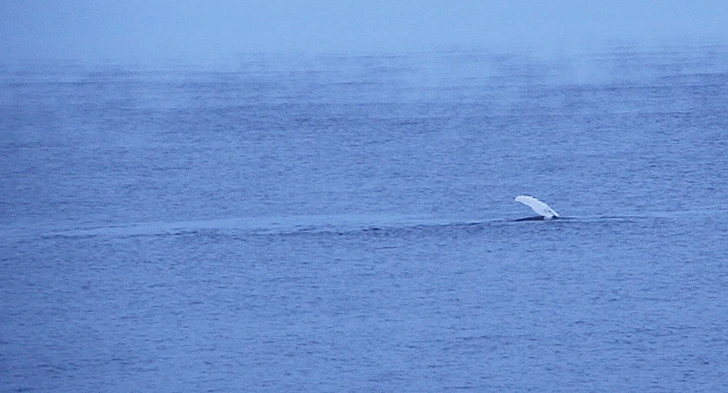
[2,46,728,392]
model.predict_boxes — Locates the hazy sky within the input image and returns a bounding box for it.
[2,0,727,61]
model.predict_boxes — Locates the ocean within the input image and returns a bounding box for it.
[2,45,728,392]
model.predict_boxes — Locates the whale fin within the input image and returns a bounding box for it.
[515,195,560,219]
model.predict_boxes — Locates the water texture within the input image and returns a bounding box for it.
[2,46,728,392]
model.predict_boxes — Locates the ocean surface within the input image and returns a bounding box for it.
[2,46,728,392]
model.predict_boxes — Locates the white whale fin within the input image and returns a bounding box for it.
[515,195,560,219]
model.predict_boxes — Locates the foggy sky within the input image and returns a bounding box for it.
[2,0,727,61]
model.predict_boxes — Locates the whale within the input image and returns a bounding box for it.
[514,195,560,221]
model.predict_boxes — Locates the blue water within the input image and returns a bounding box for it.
[2,46,728,392]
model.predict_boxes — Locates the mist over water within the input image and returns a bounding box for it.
[2,1,728,62]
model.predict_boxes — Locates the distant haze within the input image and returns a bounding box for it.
[2,0,727,61]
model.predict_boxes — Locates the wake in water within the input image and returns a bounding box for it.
[23,196,713,241]
[20,196,564,240]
